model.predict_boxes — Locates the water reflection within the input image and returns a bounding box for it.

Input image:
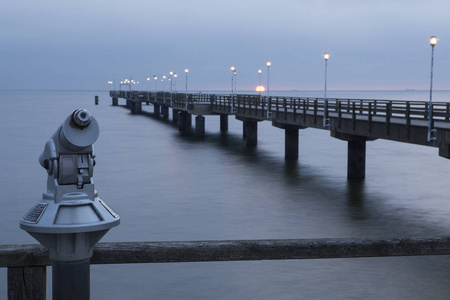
[346,180,367,221]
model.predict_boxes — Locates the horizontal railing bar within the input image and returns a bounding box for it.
[2,237,450,268]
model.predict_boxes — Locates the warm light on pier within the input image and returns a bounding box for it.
[256,85,265,92]
[324,53,330,60]
[429,36,439,46]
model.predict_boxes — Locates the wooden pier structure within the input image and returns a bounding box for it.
[110,90,450,179]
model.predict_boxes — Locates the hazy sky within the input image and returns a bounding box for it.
[1,0,449,91]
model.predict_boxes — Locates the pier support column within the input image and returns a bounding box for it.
[285,126,299,160]
[178,111,188,133]
[126,100,132,109]
[186,113,192,129]
[173,109,179,124]
[220,114,228,132]
[348,139,366,179]
[112,98,118,106]
[162,106,169,120]
[243,122,247,139]
[131,101,142,114]
[331,131,374,180]
[196,115,205,137]
[154,104,160,116]
[245,121,258,147]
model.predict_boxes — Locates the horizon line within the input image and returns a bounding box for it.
[2,89,450,92]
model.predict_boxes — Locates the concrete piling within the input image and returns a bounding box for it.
[347,139,366,179]
[220,114,228,132]
[245,121,258,147]
[285,126,299,160]
[196,115,205,137]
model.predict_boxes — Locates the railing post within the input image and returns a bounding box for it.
[386,101,391,136]
[293,98,297,122]
[276,97,279,118]
[368,102,372,133]
[406,102,411,140]
[352,102,356,131]
[284,97,287,121]
[8,266,47,300]
[314,99,318,125]
[303,99,306,123]
[338,101,342,128]
[446,103,450,121]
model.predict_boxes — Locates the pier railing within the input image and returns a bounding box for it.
[4,237,450,299]
[110,90,450,124]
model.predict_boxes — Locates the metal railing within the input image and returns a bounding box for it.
[110,91,450,125]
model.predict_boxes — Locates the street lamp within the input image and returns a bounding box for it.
[184,69,189,109]
[234,70,237,94]
[428,36,439,142]
[258,69,262,86]
[266,61,271,118]
[323,53,330,127]
[174,73,178,92]
[108,80,115,91]
[169,71,174,105]
[153,75,157,92]
[185,69,189,92]
[162,75,166,103]
[230,66,235,96]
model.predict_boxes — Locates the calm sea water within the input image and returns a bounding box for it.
[2,90,450,299]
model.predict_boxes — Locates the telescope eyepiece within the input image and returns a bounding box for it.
[71,109,91,129]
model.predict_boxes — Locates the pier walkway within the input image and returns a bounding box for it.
[110,90,450,179]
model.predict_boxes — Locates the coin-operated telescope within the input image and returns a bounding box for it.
[20,108,120,300]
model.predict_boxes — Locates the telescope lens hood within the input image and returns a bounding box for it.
[60,109,99,150]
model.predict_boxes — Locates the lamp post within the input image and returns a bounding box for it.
[234,70,237,94]
[146,77,150,91]
[428,36,439,142]
[174,73,178,92]
[185,69,189,109]
[185,69,189,92]
[230,66,235,96]
[323,53,330,127]
[266,61,271,118]
[108,80,114,91]
[153,75,158,101]
[169,71,174,106]
[258,69,262,87]
[257,69,262,97]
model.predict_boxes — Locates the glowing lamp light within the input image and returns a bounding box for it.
[324,53,330,60]
[429,36,439,46]
[266,61,271,67]
[231,66,235,71]
[256,85,266,92]
[185,69,189,73]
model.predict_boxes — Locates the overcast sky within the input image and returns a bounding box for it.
[1,0,449,91]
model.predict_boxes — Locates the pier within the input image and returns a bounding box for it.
[110,90,450,179]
